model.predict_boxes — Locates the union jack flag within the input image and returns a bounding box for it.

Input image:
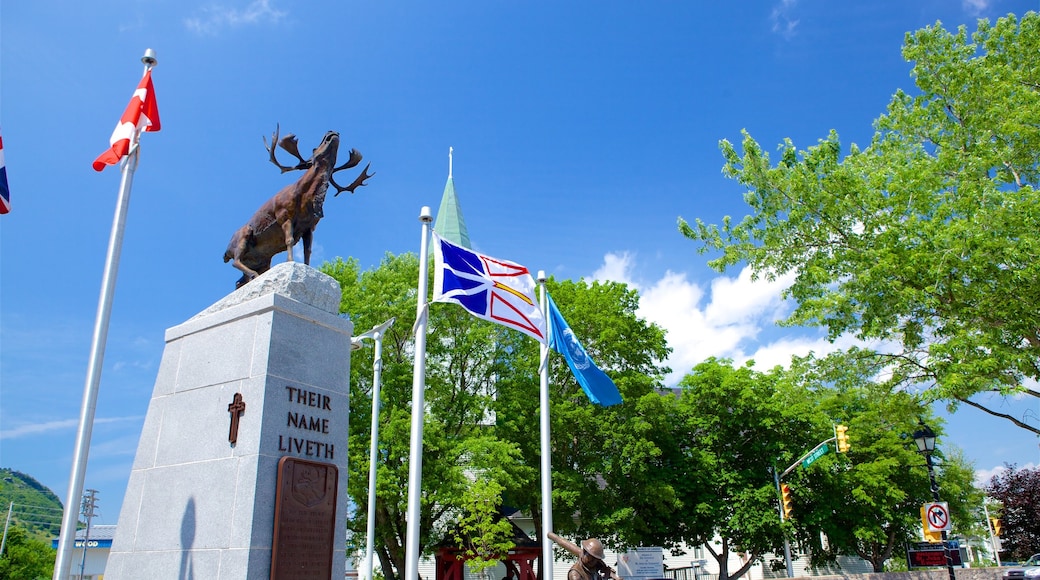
[432,231,546,344]
[0,128,9,214]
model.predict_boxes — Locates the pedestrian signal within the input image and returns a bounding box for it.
[835,424,850,453]
[781,484,794,519]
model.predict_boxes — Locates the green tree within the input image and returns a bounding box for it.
[985,464,1040,559]
[492,277,672,548]
[451,477,516,579]
[325,254,525,580]
[784,359,981,571]
[327,259,669,574]
[680,13,1040,434]
[665,358,823,580]
[0,526,55,580]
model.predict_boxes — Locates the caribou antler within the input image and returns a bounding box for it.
[331,163,374,196]
[279,135,308,165]
[333,148,363,171]
[263,124,310,173]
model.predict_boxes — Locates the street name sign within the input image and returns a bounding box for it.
[802,444,830,468]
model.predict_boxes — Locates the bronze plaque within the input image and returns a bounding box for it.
[271,457,339,579]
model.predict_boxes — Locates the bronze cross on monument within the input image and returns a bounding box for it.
[227,393,246,445]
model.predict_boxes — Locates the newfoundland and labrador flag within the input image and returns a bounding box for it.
[93,69,160,172]
[432,231,546,344]
[547,292,622,406]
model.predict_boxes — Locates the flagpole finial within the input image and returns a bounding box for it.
[141,48,157,69]
[420,206,432,223]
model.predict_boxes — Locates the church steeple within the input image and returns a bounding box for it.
[433,146,472,248]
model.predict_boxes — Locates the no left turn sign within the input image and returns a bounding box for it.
[925,502,951,532]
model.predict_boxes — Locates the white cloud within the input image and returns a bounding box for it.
[0,419,80,439]
[593,253,835,384]
[705,268,794,326]
[112,359,155,373]
[742,335,830,370]
[185,0,287,35]
[89,433,145,458]
[0,416,142,440]
[593,252,639,288]
[974,464,1007,486]
[594,253,1038,473]
[770,0,800,39]
[962,0,990,16]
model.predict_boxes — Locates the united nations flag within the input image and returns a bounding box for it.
[547,293,622,406]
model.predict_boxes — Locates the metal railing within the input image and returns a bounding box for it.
[665,567,719,580]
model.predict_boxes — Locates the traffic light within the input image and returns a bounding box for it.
[921,506,941,542]
[781,484,794,519]
[992,518,1002,536]
[835,424,850,453]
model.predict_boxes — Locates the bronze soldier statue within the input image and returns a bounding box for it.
[568,539,610,580]
[548,532,622,580]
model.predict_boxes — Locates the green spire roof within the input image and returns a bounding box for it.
[433,148,471,248]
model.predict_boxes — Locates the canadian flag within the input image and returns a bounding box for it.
[92,69,160,172]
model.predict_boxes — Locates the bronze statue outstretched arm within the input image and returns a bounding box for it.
[547,532,623,580]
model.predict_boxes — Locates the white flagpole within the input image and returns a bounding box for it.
[405,206,433,580]
[358,317,396,580]
[537,272,554,580]
[53,48,157,580]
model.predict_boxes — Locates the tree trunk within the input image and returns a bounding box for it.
[530,503,544,580]
[377,547,398,580]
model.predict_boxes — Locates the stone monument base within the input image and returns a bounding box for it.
[105,262,352,579]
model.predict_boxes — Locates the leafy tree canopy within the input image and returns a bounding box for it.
[326,254,524,580]
[787,356,982,571]
[681,13,1040,434]
[323,258,672,580]
[985,464,1040,559]
[661,358,824,580]
[325,255,986,580]
[0,526,55,580]
[450,477,517,577]
[492,277,672,548]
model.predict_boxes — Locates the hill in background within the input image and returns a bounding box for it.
[0,468,65,542]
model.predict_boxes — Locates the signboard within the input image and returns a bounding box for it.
[802,444,830,468]
[618,547,664,579]
[50,538,114,550]
[907,542,963,569]
[924,502,951,532]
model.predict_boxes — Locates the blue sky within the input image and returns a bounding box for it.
[1,0,1037,526]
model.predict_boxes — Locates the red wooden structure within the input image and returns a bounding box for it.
[435,544,541,580]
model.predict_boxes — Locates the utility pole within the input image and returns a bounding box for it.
[983,502,1001,566]
[0,502,13,558]
[79,489,99,580]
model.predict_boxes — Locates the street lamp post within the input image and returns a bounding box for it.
[913,422,956,580]
[353,318,396,580]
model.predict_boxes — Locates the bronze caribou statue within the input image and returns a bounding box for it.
[224,125,373,288]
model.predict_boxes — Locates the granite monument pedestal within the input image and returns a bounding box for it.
[105,262,352,579]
